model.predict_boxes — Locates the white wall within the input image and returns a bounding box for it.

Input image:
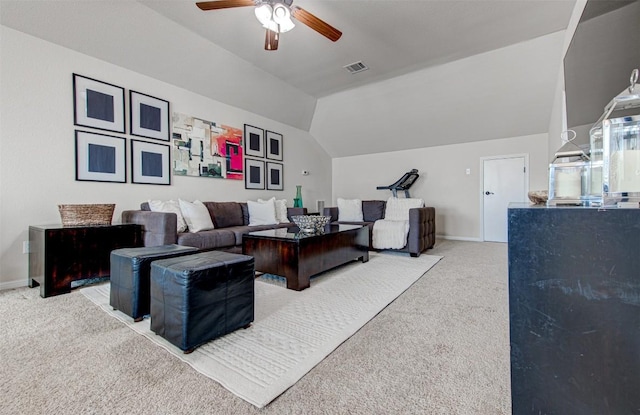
[311,31,565,159]
[332,133,549,240]
[0,27,332,289]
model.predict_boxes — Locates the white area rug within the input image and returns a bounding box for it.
[81,251,441,408]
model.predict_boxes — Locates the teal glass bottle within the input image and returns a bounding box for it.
[293,185,303,208]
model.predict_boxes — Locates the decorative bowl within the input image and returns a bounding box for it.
[528,190,548,205]
[291,215,331,233]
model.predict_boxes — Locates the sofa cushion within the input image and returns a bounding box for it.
[337,198,364,222]
[204,201,244,228]
[240,203,250,225]
[177,229,236,249]
[248,199,278,226]
[259,198,290,223]
[178,199,215,233]
[148,200,188,233]
[362,200,386,222]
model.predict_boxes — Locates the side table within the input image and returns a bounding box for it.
[28,224,143,298]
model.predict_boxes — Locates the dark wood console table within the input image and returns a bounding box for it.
[508,204,640,414]
[29,224,143,297]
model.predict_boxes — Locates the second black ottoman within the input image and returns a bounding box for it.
[110,244,198,321]
[150,251,255,353]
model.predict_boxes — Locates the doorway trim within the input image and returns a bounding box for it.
[479,153,530,242]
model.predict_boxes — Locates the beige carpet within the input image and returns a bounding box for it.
[80,252,442,408]
[0,240,511,414]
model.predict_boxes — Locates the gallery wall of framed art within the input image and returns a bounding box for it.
[243,123,285,190]
[71,73,287,190]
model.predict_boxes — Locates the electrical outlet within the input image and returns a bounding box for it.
[22,241,30,254]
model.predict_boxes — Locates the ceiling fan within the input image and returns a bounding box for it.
[196,0,342,51]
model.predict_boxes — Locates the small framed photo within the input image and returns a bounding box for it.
[75,130,126,183]
[266,130,283,161]
[73,74,125,133]
[131,139,171,185]
[245,158,265,190]
[244,124,264,158]
[266,162,284,191]
[130,90,170,141]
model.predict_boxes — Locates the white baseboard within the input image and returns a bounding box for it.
[0,279,28,291]
[436,234,483,242]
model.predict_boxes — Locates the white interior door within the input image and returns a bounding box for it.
[483,157,527,242]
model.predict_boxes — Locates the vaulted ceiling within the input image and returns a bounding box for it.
[1,0,577,156]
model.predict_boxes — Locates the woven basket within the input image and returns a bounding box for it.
[58,204,115,226]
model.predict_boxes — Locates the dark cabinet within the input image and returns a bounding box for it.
[507,205,640,414]
[29,224,142,297]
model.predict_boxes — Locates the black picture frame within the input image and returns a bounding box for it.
[244,158,265,190]
[244,124,265,158]
[131,139,171,185]
[266,162,284,191]
[75,130,126,183]
[73,74,125,133]
[266,130,283,161]
[130,90,170,141]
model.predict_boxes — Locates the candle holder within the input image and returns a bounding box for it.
[589,69,640,207]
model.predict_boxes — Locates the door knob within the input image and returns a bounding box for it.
[485,191,494,195]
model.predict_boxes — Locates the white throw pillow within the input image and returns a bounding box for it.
[178,199,214,233]
[148,200,188,233]
[337,198,364,222]
[384,197,425,221]
[259,197,289,224]
[248,199,278,226]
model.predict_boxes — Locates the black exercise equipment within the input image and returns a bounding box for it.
[376,169,420,198]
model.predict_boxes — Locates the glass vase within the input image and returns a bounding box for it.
[293,185,303,208]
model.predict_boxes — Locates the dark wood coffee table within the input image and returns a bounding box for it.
[242,224,369,291]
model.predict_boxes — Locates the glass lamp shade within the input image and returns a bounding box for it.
[254,3,294,33]
[254,4,272,24]
[272,3,295,32]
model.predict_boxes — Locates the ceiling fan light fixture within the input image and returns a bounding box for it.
[255,2,294,33]
[255,4,273,26]
[272,3,295,32]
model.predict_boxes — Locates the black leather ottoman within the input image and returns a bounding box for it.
[149,251,255,353]
[110,244,198,321]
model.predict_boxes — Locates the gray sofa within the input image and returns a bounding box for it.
[323,200,435,257]
[122,201,306,250]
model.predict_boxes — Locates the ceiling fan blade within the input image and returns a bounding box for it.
[265,29,279,51]
[290,6,342,42]
[196,0,255,11]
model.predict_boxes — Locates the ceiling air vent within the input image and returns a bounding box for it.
[343,61,369,74]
